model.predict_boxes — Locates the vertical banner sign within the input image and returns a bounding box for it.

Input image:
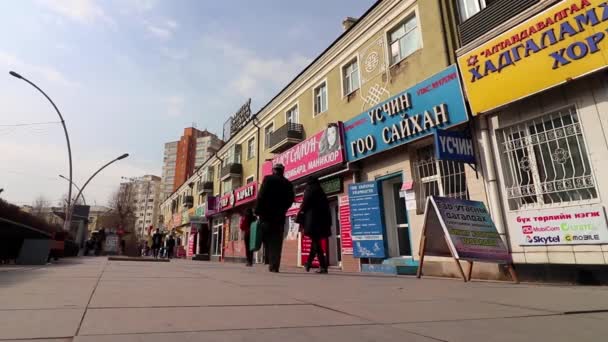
[343,65,468,162]
[434,129,476,164]
[339,195,353,255]
[300,237,327,267]
[458,0,608,115]
[348,182,386,258]
[188,233,197,257]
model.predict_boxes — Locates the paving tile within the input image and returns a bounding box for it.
[78,305,367,335]
[74,325,437,342]
[0,277,98,309]
[0,309,83,340]
[393,313,608,342]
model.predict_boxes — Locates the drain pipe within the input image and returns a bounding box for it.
[478,115,507,238]
[252,116,261,182]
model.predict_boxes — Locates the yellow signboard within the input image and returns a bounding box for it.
[458,0,608,115]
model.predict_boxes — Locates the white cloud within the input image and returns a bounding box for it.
[38,0,113,25]
[0,141,156,206]
[160,47,189,60]
[210,40,312,99]
[0,52,80,88]
[146,24,172,40]
[166,19,178,30]
[165,95,185,117]
[144,18,179,40]
[128,0,158,13]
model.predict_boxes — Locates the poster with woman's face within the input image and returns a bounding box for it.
[319,124,341,157]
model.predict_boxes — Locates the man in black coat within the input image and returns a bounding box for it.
[255,164,295,272]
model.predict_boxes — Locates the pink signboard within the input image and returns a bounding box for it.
[263,123,345,181]
[219,192,234,212]
[233,183,257,208]
[188,233,197,257]
[286,196,303,217]
[339,195,353,255]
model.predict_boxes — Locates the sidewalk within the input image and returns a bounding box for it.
[1,257,607,342]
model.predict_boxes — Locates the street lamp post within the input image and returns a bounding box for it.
[59,175,86,205]
[9,71,74,231]
[68,153,129,249]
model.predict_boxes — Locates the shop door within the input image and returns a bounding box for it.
[381,177,412,258]
[327,201,340,266]
[211,220,222,257]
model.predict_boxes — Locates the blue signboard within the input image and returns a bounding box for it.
[343,65,469,162]
[348,181,386,258]
[434,129,476,164]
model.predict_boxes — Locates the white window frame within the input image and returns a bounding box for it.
[264,122,274,149]
[247,136,256,160]
[341,58,360,97]
[312,80,328,116]
[386,9,422,66]
[457,0,487,22]
[285,104,299,124]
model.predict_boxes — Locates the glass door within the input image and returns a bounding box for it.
[381,176,412,258]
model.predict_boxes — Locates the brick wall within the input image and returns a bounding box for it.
[281,239,299,268]
[341,254,360,272]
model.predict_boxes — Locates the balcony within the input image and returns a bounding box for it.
[268,123,304,153]
[198,181,214,194]
[458,0,540,46]
[183,195,194,209]
[220,163,243,181]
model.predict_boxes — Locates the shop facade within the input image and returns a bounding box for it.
[262,123,359,271]
[343,65,491,276]
[457,0,608,282]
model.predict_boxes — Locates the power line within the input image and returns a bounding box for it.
[0,121,61,127]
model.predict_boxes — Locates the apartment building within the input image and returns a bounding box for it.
[161,128,223,201]
[121,175,162,239]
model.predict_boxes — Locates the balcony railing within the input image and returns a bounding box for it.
[197,181,214,194]
[220,163,243,181]
[183,195,194,209]
[458,0,540,46]
[268,123,304,153]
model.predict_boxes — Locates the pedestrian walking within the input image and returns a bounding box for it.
[299,177,332,274]
[255,164,295,273]
[166,234,176,259]
[152,229,163,259]
[240,208,256,267]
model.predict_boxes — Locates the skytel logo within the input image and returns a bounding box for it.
[529,236,560,244]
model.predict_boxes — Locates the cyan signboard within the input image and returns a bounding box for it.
[344,65,468,162]
[348,181,386,258]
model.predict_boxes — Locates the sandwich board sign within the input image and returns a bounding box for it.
[417,196,517,282]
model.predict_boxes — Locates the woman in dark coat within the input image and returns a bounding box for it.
[299,177,332,274]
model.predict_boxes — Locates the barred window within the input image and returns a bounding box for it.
[498,106,597,211]
[413,146,469,214]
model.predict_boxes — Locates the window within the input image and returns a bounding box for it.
[264,123,274,148]
[247,137,255,160]
[246,176,255,184]
[230,214,241,241]
[388,15,421,65]
[457,0,495,22]
[413,146,469,214]
[497,106,597,211]
[313,82,328,115]
[342,60,359,95]
[286,105,299,123]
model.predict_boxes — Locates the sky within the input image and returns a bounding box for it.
[0,0,374,207]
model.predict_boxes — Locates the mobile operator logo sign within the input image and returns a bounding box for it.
[458,0,608,115]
